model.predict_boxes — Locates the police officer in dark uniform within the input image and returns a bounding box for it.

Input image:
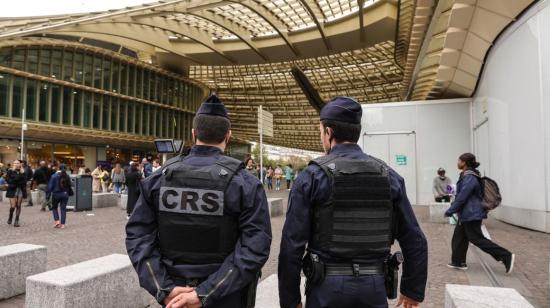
[278,97,428,308]
[126,95,272,308]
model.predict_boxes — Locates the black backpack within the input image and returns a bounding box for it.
[464,171,502,210]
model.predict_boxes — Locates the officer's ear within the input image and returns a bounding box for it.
[224,130,232,145]
[191,129,197,144]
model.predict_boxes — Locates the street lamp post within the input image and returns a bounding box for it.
[21,108,27,160]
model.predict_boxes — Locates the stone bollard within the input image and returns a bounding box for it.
[26,254,153,308]
[445,284,534,308]
[0,243,47,300]
[91,192,119,208]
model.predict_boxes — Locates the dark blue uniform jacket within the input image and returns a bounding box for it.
[445,170,487,222]
[126,145,272,306]
[278,144,428,307]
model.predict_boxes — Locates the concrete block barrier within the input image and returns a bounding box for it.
[0,243,47,300]
[445,284,534,308]
[92,192,118,208]
[429,202,450,224]
[120,194,128,210]
[268,198,284,217]
[26,254,153,308]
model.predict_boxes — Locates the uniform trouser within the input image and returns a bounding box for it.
[451,220,511,264]
[306,275,388,308]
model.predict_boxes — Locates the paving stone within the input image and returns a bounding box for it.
[25,254,153,308]
[445,284,534,308]
[268,198,283,217]
[429,203,450,224]
[0,244,47,300]
[92,193,118,208]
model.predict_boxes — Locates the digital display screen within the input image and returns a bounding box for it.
[154,140,175,153]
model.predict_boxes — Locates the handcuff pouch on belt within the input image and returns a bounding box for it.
[302,252,325,285]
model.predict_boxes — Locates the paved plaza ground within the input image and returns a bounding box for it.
[0,190,549,307]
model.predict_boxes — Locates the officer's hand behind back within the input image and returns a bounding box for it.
[396,293,420,308]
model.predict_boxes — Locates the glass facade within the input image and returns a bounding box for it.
[0,45,203,142]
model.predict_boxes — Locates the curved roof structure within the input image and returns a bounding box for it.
[0,0,538,151]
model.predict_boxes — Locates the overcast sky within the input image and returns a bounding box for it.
[1,0,157,17]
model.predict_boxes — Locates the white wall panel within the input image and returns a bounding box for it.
[473,0,550,232]
[360,100,472,205]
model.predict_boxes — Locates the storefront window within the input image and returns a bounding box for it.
[73,89,82,126]
[83,92,92,128]
[119,100,126,132]
[94,56,103,89]
[27,49,39,74]
[63,50,74,82]
[84,54,93,87]
[0,74,9,116]
[62,87,72,125]
[12,76,23,118]
[38,82,49,122]
[102,95,110,130]
[51,49,62,79]
[26,79,37,121]
[53,144,77,171]
[93,94,100,129]
[27,142,52,166]
[39,49,51,77]
[51,85,61,123]
[111,98,118,131]
[13,48,25,71]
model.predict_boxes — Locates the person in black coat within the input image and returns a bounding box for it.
[125,162,142,218]
[6,159,28,227]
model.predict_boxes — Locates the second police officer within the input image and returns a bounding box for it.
[126,95,272,308]
[278,97,428,308]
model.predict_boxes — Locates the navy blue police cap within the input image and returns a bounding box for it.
[320,96,362,124]
[196,94,228,118]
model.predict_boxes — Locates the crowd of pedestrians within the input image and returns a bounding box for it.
[1,157,162,227]
[242,157,297,191]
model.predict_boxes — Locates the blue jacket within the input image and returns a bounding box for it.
[47,172,71,197]
[445,170,487,222]
[278,144,428,307]
[126,145,272,306]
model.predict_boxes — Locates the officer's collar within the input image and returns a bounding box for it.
[328,143,362,155]
[190,145,223,156]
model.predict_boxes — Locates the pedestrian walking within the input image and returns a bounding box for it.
[445,153,515,273]
[91,165,102,193]
[99,167,110,193]
[266,165,274,190]
[6,160,27,227]
[47,164,73,229]
[284,164,294,190]
[274,165,283,191]
[32,161,50,211]
[152,159,162,173]
[125,162,141,219]
[22,161,34,207]
[111,163,126,194]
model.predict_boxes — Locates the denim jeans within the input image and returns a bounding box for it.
[114,182,123,193]
[51,192,69,225]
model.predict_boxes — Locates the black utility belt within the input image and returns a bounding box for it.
[172,276,207,287]
[325,263,384,276]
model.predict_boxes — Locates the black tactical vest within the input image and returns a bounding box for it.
[157,155,243,265]
[309,155,394,262]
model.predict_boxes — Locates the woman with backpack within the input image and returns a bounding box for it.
[445,153,515,273]
[47,164,73,229]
